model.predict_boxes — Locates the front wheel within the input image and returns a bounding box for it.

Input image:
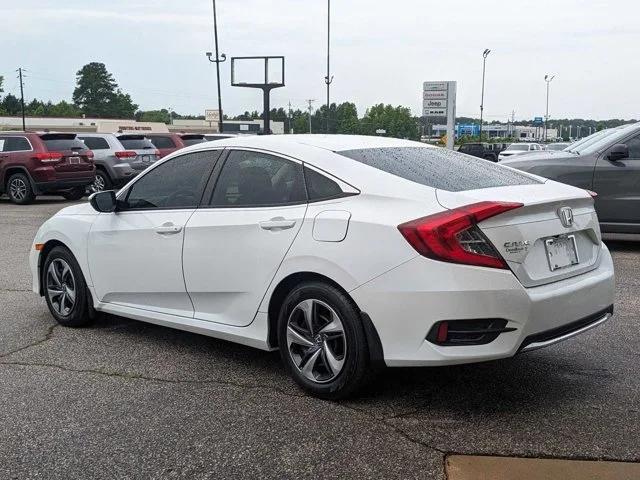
[43,246,93,327]
[277,282,372,399]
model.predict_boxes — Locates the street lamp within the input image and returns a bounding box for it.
[324,0,334,134]
[479,49,491,140]
[544,74,555,142]
[205,0,226,133]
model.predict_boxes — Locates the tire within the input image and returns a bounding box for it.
[277,281,372,399]
[42,246,93,327]
[6,172,35,205]
[62,187,86,201]
[90,169,112,193]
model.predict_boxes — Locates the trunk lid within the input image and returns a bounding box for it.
[40,133,94,177]
[436,183,602,287]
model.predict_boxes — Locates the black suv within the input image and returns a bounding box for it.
[458,143,498,162]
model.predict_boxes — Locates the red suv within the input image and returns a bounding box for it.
[0,132,95,204]
[146,133,207,158]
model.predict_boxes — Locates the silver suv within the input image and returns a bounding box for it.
[77,133,159,192]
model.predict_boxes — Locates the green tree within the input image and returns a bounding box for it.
[136,109,170,123]
[49,100,81,118]
[335,102,359,134]
[1,94,22,115]
[360,104,419,140]
[72,62,137,118]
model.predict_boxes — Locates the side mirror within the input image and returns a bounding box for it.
[608,144,629,161]
[89,190,117,213]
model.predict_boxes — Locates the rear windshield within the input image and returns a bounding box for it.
[40,134,87,151]
[182,136,206,146]
[338,147,540,192]
[118,137,155,150]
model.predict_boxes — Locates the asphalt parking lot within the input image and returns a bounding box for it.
[1,197,639,479]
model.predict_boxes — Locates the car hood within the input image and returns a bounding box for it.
[56,202,97,216]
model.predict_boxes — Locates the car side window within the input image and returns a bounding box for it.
[124,151,216,210]
[79,137,110,150]
[624,135,640,159]
[210,150,305,207]
[3,136,31,152]
[304,166,344,201]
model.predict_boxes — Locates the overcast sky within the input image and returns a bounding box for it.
[3,0,639,121]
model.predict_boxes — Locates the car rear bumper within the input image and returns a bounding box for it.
[35,177,96,193]
[350,243,615,367]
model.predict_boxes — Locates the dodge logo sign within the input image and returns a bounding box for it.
[557,207,574,228]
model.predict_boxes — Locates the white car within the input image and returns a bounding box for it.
[498,142,543,161]
[30,135,615,398]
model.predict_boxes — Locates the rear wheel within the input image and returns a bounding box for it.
[278,282,371,399]
[62,187,86,201]
[90,169,111,193]
[43,246,93,327]
[7,173,35,204]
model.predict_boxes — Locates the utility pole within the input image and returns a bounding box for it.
[205,0,226,133]
[306,99,315,133]
[479,49,491,140]
[17,68,26,131]
[544,74,555,142]
[287,100,292,134]
[324,0,333,134]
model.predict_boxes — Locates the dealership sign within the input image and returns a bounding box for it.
[422,81,457,150]
[205,109,221,122]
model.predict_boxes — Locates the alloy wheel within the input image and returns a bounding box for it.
[46,258,76,317]
[91,174,106,193]
[286,299,347,383]
[9,178,27,201]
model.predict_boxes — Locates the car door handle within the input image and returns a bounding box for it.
[155,224,183,235]
[259,218,296,231]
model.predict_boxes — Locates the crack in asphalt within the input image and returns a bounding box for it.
[0,288,32,292]
[0,358,448,458]
[0,323,58,359]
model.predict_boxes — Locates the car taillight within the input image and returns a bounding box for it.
[153,150,160,157]
[115,151,137,159]
[586,189,597,198]
[33,152,63,163]
[397,201,523,269]
[85,150,94,160]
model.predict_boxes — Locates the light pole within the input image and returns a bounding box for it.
[324,0,333,133]
[479,49,491,141]
[544,74,555,142]
[205,0,226,133]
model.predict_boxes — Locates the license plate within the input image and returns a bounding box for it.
[68,156,81,164]
[545,235,579,271]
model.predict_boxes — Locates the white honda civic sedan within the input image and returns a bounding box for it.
[30,135,615,398]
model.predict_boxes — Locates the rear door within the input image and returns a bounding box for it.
[0,136,34,185]
[592,131,640,227]
[182,149,307,326]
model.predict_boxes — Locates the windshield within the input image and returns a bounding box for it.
[572,124,639,155]
[506,144,529,151]
[566,129,611,153]
[118,137,155,150]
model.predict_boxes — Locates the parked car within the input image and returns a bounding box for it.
[498,143,543,161]
[144,133,207,158]
[77,133,158,192]
[0,132,95,204]
[545,142,571,151]
[502,122,640,233]
[457,142,498,161]
[31,135,614,398]
[112,134,160,179]
[204,133,237,142]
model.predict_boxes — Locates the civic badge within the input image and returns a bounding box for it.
[557,206,574,228]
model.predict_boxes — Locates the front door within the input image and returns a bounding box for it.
[183,149,307,326]
[593,132,640,228]
[88,150,219,317]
